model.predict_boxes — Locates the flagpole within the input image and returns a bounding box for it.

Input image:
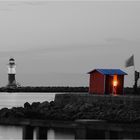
[133,54,136,92]
[133,54,135,78]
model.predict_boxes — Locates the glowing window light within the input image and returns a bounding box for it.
[113,80,118,87]
[113,75,118,87]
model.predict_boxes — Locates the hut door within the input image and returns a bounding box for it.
[105,75,113,94]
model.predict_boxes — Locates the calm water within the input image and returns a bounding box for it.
[0,92,56,109]
[0,92,74,140]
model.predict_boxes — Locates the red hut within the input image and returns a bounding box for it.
[88,69,127,95]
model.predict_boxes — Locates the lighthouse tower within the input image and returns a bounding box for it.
[7,58,17,88]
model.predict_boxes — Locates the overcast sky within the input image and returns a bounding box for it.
[0,0,140,87]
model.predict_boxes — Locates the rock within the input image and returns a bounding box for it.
[39,101,49,109]
[11,107,25,118]
[24,102,31,110]
[79,103,93,112]
[31,102,40,112]
[50,101,55,107]
[0,108,10,118]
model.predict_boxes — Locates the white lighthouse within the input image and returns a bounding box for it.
[7,58,17,88]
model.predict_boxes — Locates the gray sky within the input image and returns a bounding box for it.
[0,0,140,87]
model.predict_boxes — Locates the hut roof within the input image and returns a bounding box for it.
[88,69,127,75]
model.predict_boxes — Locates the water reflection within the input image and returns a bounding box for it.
[0,126,22,140]
[0,92,56,108]
[0,92,74,140]
[0,126,75,140]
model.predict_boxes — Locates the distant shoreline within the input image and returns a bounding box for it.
[0,86,138,95]
[0,86,88,93]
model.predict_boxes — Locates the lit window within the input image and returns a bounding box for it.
[113,80,118,87]
[113,75,118,87]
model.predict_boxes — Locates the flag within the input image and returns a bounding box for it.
[125,55,134,67]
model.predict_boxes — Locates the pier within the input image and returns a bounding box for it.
[0,118,140,139]
[0,93,140,139]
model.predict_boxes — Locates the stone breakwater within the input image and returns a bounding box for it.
[0,93,140,122]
